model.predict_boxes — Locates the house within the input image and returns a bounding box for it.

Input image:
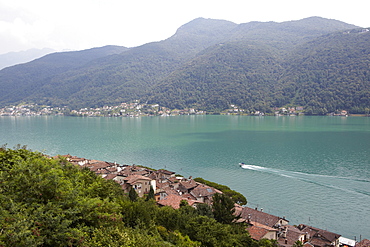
[278,225,307,247]
[178,179,197,194]
[248,221,278,241]
[239,207,289,228]
[297,224,341,247]
[156,169,176,179]
[190,184,219,204]
[121,175,156,197]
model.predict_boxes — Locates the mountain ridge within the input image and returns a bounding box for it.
[0,16,368,114]
[0,48,55,70]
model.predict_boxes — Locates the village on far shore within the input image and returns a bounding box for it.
[57,154,369,247]
[1,101,360,117]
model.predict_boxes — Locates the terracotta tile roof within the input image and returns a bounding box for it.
[179,179,197,190]
[310,237,332,247]
[297,224,341,244]
[251,221,278,231]
[190,184,217,198]
[157,169,175,175]
[168,177,180,183]
[278,225,305,247]
[88,161,111,170]
[132,170,149,176]
[157,193,184,209]
[240,207,287,228]
[181,192,197,201]
[157,181,171,190]
[119,168,134,176]
[186,199,203,207]
[248,225,270,241]
[124,174,152,185]
[356,239,370,247]
[104,174,117,180]
[148,173,157,179]
[106,167,118,173]
[303,242,314,247]
[95,168,109,174]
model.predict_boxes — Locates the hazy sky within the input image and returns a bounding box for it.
[1,0,369,54]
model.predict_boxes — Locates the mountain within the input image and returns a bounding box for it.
[148,28,370,114]
[0,45,128,107]
[279,28,370,114]
[0,48,54,70]
[0,17,367,114]
[147,41,282,112]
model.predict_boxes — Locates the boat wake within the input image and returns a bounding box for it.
[240,164,370,197]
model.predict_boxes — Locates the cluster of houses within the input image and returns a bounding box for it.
[61,155,369,247]
[234,206,368,247]
[62,155,220,209]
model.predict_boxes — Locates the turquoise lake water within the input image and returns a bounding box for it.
[1,115,369,239]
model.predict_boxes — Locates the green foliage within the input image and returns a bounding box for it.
[194,177,247,205]
[146,185,155,201]
[293,240,304,247]
[258,239,279,247]
[212,193,237,224]
[195,203,214,218]
[0,147,126,246]
[129,187,138,202]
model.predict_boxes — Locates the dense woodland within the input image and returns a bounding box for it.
[0,146,282,247]
[0,17,369,114]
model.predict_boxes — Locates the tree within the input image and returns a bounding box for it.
[146,186,155,201]
[195,203,213,218]
[129,187,138,202]
[180,200,189,207]
[293,240,303,247]
[212,193,236,224]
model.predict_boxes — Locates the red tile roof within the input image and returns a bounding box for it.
[248,226,270,241]
[356,239,370,247]
[190,184,217,198]
[157,194,184,209]
[179,179,197,190]
[124,174,152,185]
[240,207,287,228]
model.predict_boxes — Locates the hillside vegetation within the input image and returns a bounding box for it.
[1,145,282,246]
[0,17,369,114]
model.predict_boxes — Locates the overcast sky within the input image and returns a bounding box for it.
[1,0,369,55]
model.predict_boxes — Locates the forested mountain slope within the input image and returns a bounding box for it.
[279,28,370,114]
[0,17,365,113]
[147,41,283,112]
[0,46,128,107]
[148,27,370,114]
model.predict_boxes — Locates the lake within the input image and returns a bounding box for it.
[1,115,369,240]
